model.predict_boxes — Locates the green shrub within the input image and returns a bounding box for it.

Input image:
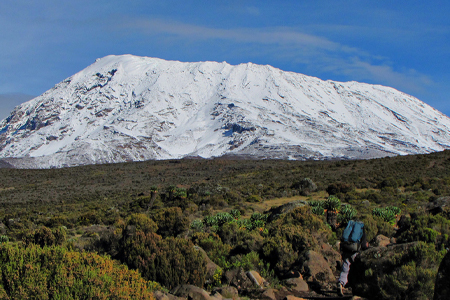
[372,206,400,225]
[230,209,241,219]
[122,230,206,289]
[219,221,264,256]
[229,251,261,271]
[151,207,189,238]
[358,215,379,242]
[191,232,231,264]
[351,241,444,300]
[309,200,325,216]
[261,236,298,274]
[263,206,332,274]
[246,195,262,202]
[397,213,450,248]
[214,212,234,226]
[311,205,325,216]
[324,196,341,211]
[23,226,67,247]
[0,243,157,299]
[326,182,354,195]
[292,178,317,195]
[0,235,9,243]
[190,219,204,232]
[77,211,102,226]
[338,204,357,225]
[203,215,218,227]
[250,212,268,228]
[125,213,158,234]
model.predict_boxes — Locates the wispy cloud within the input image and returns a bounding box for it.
[121,18,434,94]
[126,18,339,51]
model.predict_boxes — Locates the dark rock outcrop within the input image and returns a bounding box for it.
[318,243,341,274]
[282,277,309,293]
[194,246,220,285]
[247,270,267,288]
[170,285,212,300]
[349,242,421,299]
[434,250,450,300]
[154,291,185,300]
[266,200,308,222]
[300,250,335,291]
[224,268,254,291]
[426,196,450,215]
[212,286,239,299]
[373,235,391,247]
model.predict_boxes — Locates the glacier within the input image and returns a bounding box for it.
[0,54,449,168]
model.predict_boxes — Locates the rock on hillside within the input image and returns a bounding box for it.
[434,250,450,300]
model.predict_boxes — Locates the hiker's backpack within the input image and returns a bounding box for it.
[341,220,364,252]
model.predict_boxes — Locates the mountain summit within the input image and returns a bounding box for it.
[1,55,450,168]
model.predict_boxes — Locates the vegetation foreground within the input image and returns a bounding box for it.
[1,150,450,299]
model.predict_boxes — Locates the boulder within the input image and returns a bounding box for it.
[300,250,335,290]
[209,291,223,300]
[260,288,278,300]
[154,291,184,300]
[266,200,308,222]
[170,285,212,300]
[361,200,370,207]
[319,242,341,274]
[373,235,390,247]
[426,196,450,215]
[194,246,220,284]
[434,250,450,300]
[224,268,254,290]
[283,296,307,300]
[348,242,423,299]
[247,270,267,288]
[212,286,239,300]
[282,277,309,292]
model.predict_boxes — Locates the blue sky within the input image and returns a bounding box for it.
[0,1,449,120]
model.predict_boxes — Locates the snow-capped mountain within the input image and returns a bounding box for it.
[1,55,450,168]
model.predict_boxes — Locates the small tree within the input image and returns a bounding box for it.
[147,186,158,212]
[325,196,341,230]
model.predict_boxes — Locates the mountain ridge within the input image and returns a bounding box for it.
[1,54,450,168]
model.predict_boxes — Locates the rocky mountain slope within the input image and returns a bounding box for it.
[1,55,449,168]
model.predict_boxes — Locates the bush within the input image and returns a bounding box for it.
[191,232,231,264]
[190,219,204,232]
[326,182,354,195]
[338,204,357,226]
[121,230,206,289]
[372,206,401,225]
[309,200,325,216]
[292,178,317,195]
[125,213,158,234]
[324,196,341,211]
[230,209,241,219]
[0,243,157,299]
[352,242,444,300]
[397,214,450,248]
[151,207,189,238]
[23,226,67,247]
[261,236,298,274]
[246,195,262,202]
[263,206,332,274]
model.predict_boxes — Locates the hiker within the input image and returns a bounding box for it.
[337,220,369,297]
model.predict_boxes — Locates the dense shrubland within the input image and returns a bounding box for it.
[0,243,158,299]
[1,150,450,298]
